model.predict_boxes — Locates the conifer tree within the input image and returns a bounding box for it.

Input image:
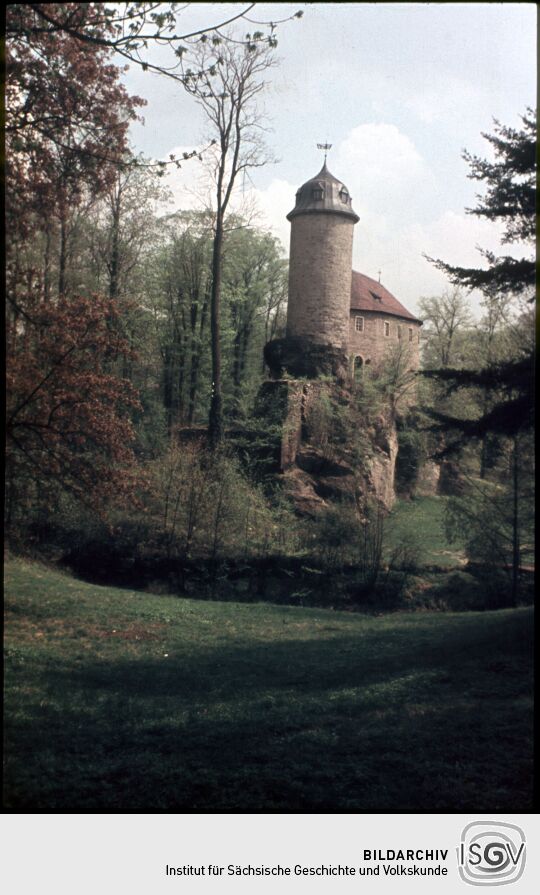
[423,108,535,443]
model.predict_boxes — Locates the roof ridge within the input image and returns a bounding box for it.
[351,270,422,323]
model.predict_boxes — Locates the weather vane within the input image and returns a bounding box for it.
[317,142,332,163]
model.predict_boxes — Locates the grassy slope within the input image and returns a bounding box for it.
[384,496,466,567]
[4,557,533,812]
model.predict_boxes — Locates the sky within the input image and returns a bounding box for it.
[121,2,536,316]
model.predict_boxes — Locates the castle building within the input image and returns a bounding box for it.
[349,271,421,378]
[286,162,359,354]
[284,163,422,380]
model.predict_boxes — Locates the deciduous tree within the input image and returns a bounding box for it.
[6,293,142,525]
[181,38,277,446]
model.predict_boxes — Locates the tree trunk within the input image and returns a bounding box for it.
[188,352,201,424]
[43,225,52,304]
[511,435,520,606]
[231,328,243,418]
[58,215,67,296]
[208,215,224,448]
[163,345,175,435]
[109,203,120,301]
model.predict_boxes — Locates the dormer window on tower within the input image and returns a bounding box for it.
[312,187,324,200]
[339,188,349,205]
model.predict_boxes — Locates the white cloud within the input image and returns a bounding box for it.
[248,178,293,249]
[339,123,424,183]
[161,124,529,322]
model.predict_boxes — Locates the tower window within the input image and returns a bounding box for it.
[354,316,364,332]
[409,327,413,342]
[384,321,390,337]
[312,188,324,200]
[339,188,349,204]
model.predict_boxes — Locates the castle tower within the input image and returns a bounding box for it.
[286,163,359,352]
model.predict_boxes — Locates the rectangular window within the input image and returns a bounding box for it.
[355,316,364,332]
[409,328,413,342]
[397,325,402,340]
[384,321,390,337]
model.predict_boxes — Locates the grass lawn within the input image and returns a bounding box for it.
[385,496,466,567]
[4,557,533,812]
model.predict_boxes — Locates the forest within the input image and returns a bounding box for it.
[5,3,535,609]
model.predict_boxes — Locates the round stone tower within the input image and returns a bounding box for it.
[286,163,359,352]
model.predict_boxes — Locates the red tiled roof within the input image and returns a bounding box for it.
[350,271,421,323]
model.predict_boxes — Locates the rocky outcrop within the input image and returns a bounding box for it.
[415,460,441,497]
[281,468,327,517]
[254,377,399,515]
[264,337,349,383]
[366,427,398,510]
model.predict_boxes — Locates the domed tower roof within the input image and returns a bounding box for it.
[287,163,360,222]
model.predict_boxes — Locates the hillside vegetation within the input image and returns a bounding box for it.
[4,558,533,811]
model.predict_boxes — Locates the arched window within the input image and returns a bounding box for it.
[353,355,364,382]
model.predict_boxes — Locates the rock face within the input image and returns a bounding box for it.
[367,424,398,510]
[415,460,441,497]
[264,337,349,383]
[254,378,398,516]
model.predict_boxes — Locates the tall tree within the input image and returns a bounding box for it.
[6,2,145,300]
[422,110,535,603]
[5,3,147,527]
[151,211,214,430]
[6,293,141,524]
[423,109,535,441]
[222,226,287,417]
[181,38,276,446]
[418,288,473,369]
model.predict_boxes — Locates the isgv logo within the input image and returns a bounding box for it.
[458,821,526,886]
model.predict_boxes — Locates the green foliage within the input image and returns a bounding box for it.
[423,571,487,611]
[146,442,300,561]
[146,211,287,430]
[385,496,466,568]
[307,504,360,569]
[423,109,535,442]
[228,420,284,485]
[305,387,373,471]
[444,436,534,603]
[395,414,428,494]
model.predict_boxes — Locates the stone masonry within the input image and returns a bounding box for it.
[287,214,355,351]
[348,310,421,371]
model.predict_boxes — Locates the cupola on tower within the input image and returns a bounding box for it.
[264,160,421,384]
[286,163,359,353]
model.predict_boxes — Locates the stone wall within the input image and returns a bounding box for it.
[348,311,421,371]
[287,214,355,351]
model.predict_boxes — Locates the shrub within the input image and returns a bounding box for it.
[146,442,300,562]
[423,571,488,611]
